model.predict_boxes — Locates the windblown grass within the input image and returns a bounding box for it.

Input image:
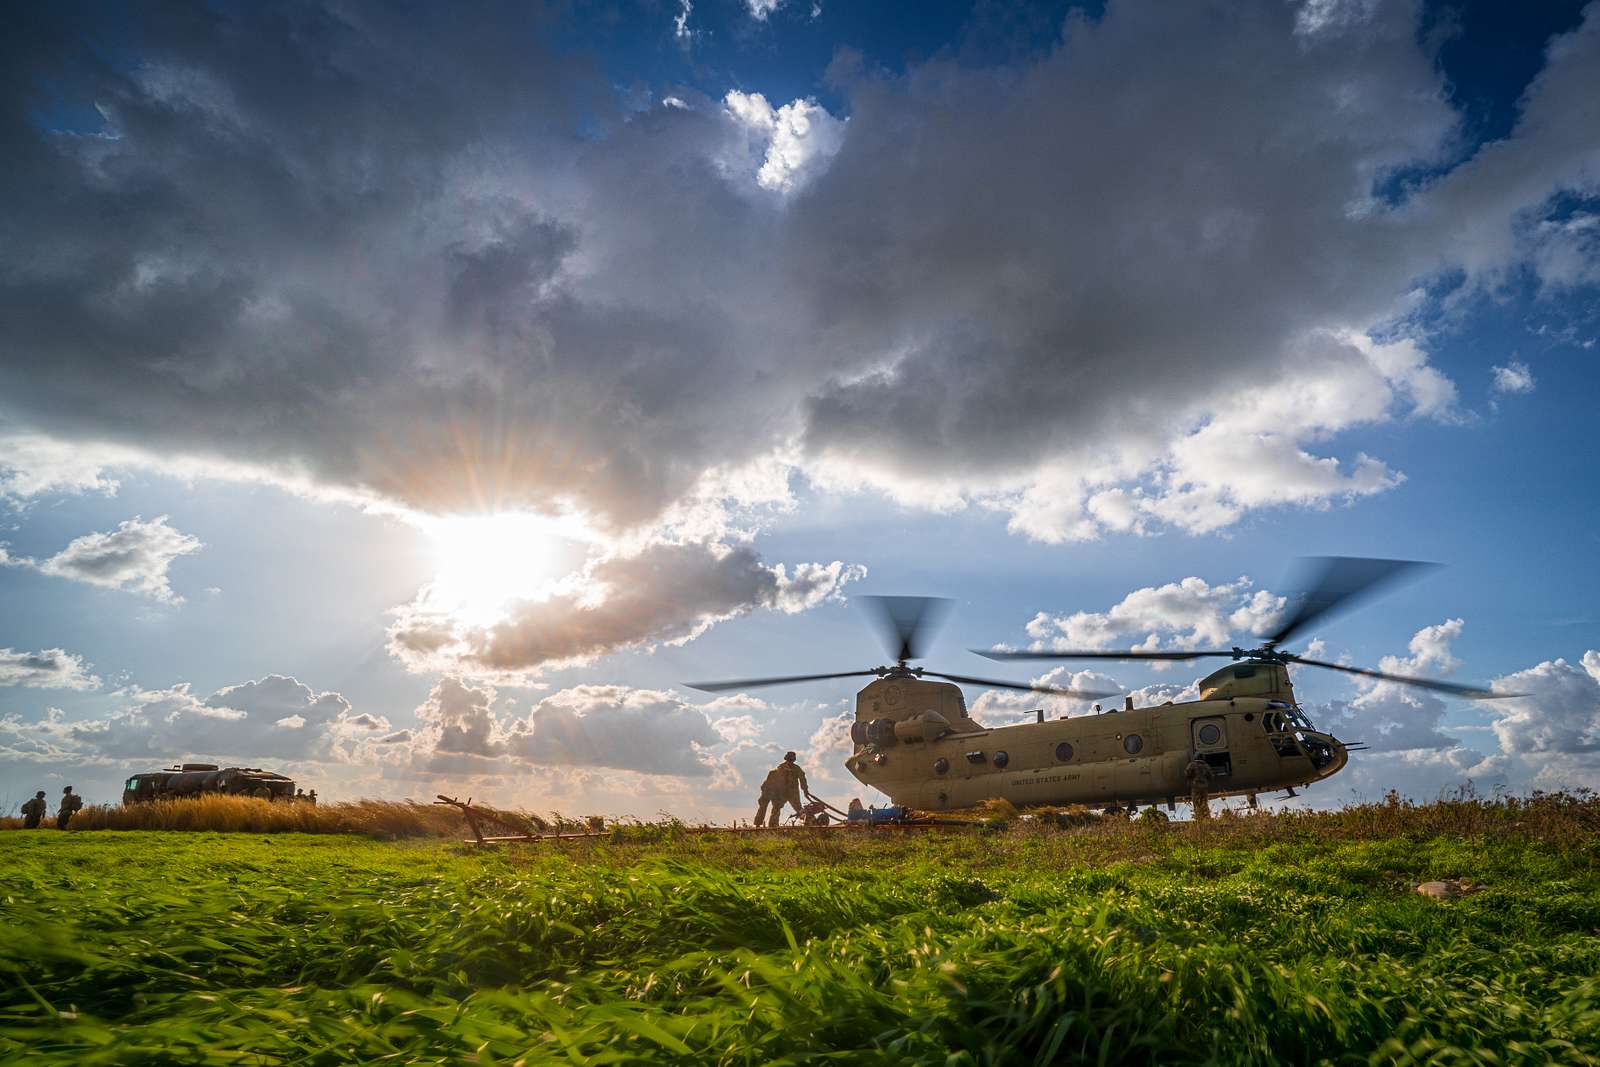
[2,792,1598,1063]
[38,795,520,838]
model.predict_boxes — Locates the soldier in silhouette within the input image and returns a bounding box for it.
[755,752,809,828]
[20,790,46,829]
[56,786,83,830]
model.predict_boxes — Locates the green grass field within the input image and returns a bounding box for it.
[3,805,1599,1064]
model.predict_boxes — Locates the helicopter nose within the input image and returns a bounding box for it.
[1309,733,1349,780]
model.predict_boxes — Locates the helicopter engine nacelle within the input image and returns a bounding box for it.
[851,718,899,747]
[892,710,951,743]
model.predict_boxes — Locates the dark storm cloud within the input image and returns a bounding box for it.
[2,1,1597,540]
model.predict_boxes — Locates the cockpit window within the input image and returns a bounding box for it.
[1233,665,1256,679]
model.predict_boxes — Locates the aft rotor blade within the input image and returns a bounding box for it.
[683,670,879,693]
[1289,657,1508,699]
[923,671,1119,699]
[859,595,953,662]
[974,649,1233,662]
[1268,557,1439,649]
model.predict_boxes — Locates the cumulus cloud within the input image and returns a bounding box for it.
[394,678,737,778]
[1491,360,1537,394]
[0,669,832,811]
[970,667,1127,722]
[1313,619,1466,752]
[1490,650,1600,762]
[0,674,383,765]
[1023,576,1285,652]
[723,90,846,194]
[388,541,864,680]
[1,0,1594,553]
[507,685,726,776]
[0,647,101,691]
[1324,745,1507,805]
[3,516,203,603]
[806,706,855,762]
[1298,628,1600,793]
[413,676,502,762]
[0,433,127,500]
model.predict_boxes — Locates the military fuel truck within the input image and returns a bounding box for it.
[122,763,298,804]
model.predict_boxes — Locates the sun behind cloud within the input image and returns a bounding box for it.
[422,513,589,625]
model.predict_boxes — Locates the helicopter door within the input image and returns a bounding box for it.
[1191,717,1231,777]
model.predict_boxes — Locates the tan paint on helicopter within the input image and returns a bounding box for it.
[843,663,1347,811]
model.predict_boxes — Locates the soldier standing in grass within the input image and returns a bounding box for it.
[1185,755,1213,820]
[20,790,47,829]
[755,751,809,828]
[56,786,83,830]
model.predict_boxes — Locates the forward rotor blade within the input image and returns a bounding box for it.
[1289,657,1508,699]
[1268,557,1439,649]
[974,649,1233,662]
[923,671,1119,699]
[859,596,953,662]
[683,670,880,694]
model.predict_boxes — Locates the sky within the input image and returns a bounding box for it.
[2,0,1598,820]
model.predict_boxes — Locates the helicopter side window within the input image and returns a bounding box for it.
[993,751,1009,769]
[1123,734,1143,755]
[933,758,949,775]
[1055,742,1074,762]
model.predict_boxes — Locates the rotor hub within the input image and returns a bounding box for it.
[1231,646,1293,664]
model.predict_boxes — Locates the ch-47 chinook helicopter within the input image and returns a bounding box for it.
[688,559,1508,815]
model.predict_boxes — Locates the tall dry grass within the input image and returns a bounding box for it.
[55,796,495,837]
[8,786,1598,845]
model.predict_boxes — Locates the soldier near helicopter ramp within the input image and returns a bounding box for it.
[755,751,809,828]
[1185,755,1214,820]
[20,790,46,829]
[56,786,83,830]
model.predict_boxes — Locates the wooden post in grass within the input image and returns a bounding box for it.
[435,795,487,844]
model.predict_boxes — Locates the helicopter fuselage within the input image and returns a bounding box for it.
[842,664,1347,812]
